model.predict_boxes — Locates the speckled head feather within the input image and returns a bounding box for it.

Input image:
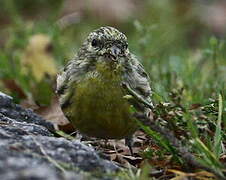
[78,26,129,61]
[87,26,127,43]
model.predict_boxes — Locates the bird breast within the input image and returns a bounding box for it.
[63,62,137,139]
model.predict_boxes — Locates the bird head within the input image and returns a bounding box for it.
[78,26,129,64]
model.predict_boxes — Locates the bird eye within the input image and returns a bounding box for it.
[91,39,101,47]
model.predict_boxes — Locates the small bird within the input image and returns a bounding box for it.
[56,26,152,152]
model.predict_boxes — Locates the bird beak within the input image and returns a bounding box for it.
[105,45,121,61]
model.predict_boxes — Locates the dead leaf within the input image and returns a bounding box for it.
[168,169,215,180]
[189,103,202,110]
[21,34,57,82]
[35,96,74,133]
[2,79,26,99]
[122,155,143,166]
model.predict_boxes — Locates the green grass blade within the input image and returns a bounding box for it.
[195,138,222,168]
[213,94,223,159]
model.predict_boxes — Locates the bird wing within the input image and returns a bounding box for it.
[123,54,153,110]
[56,60,73,96]
[56,58,90,108]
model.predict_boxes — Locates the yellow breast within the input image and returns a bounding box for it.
[63,63,137,139]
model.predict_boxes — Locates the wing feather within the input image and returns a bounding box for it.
[123,54,153,109]
[56,58,90,108]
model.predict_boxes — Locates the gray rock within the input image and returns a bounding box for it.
[0,92,119,180]
[0,94,54,131]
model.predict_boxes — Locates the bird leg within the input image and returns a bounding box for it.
[125,136,134,155]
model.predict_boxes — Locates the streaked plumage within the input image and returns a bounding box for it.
[56,26,152,140]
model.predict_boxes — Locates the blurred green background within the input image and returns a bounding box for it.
[0,0,226,104]
[0,0,225,105]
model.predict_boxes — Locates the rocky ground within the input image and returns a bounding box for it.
[0,92,119,180]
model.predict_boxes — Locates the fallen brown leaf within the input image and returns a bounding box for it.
[34,96,74,133]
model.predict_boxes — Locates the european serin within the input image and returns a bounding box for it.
[56,26,152,152]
